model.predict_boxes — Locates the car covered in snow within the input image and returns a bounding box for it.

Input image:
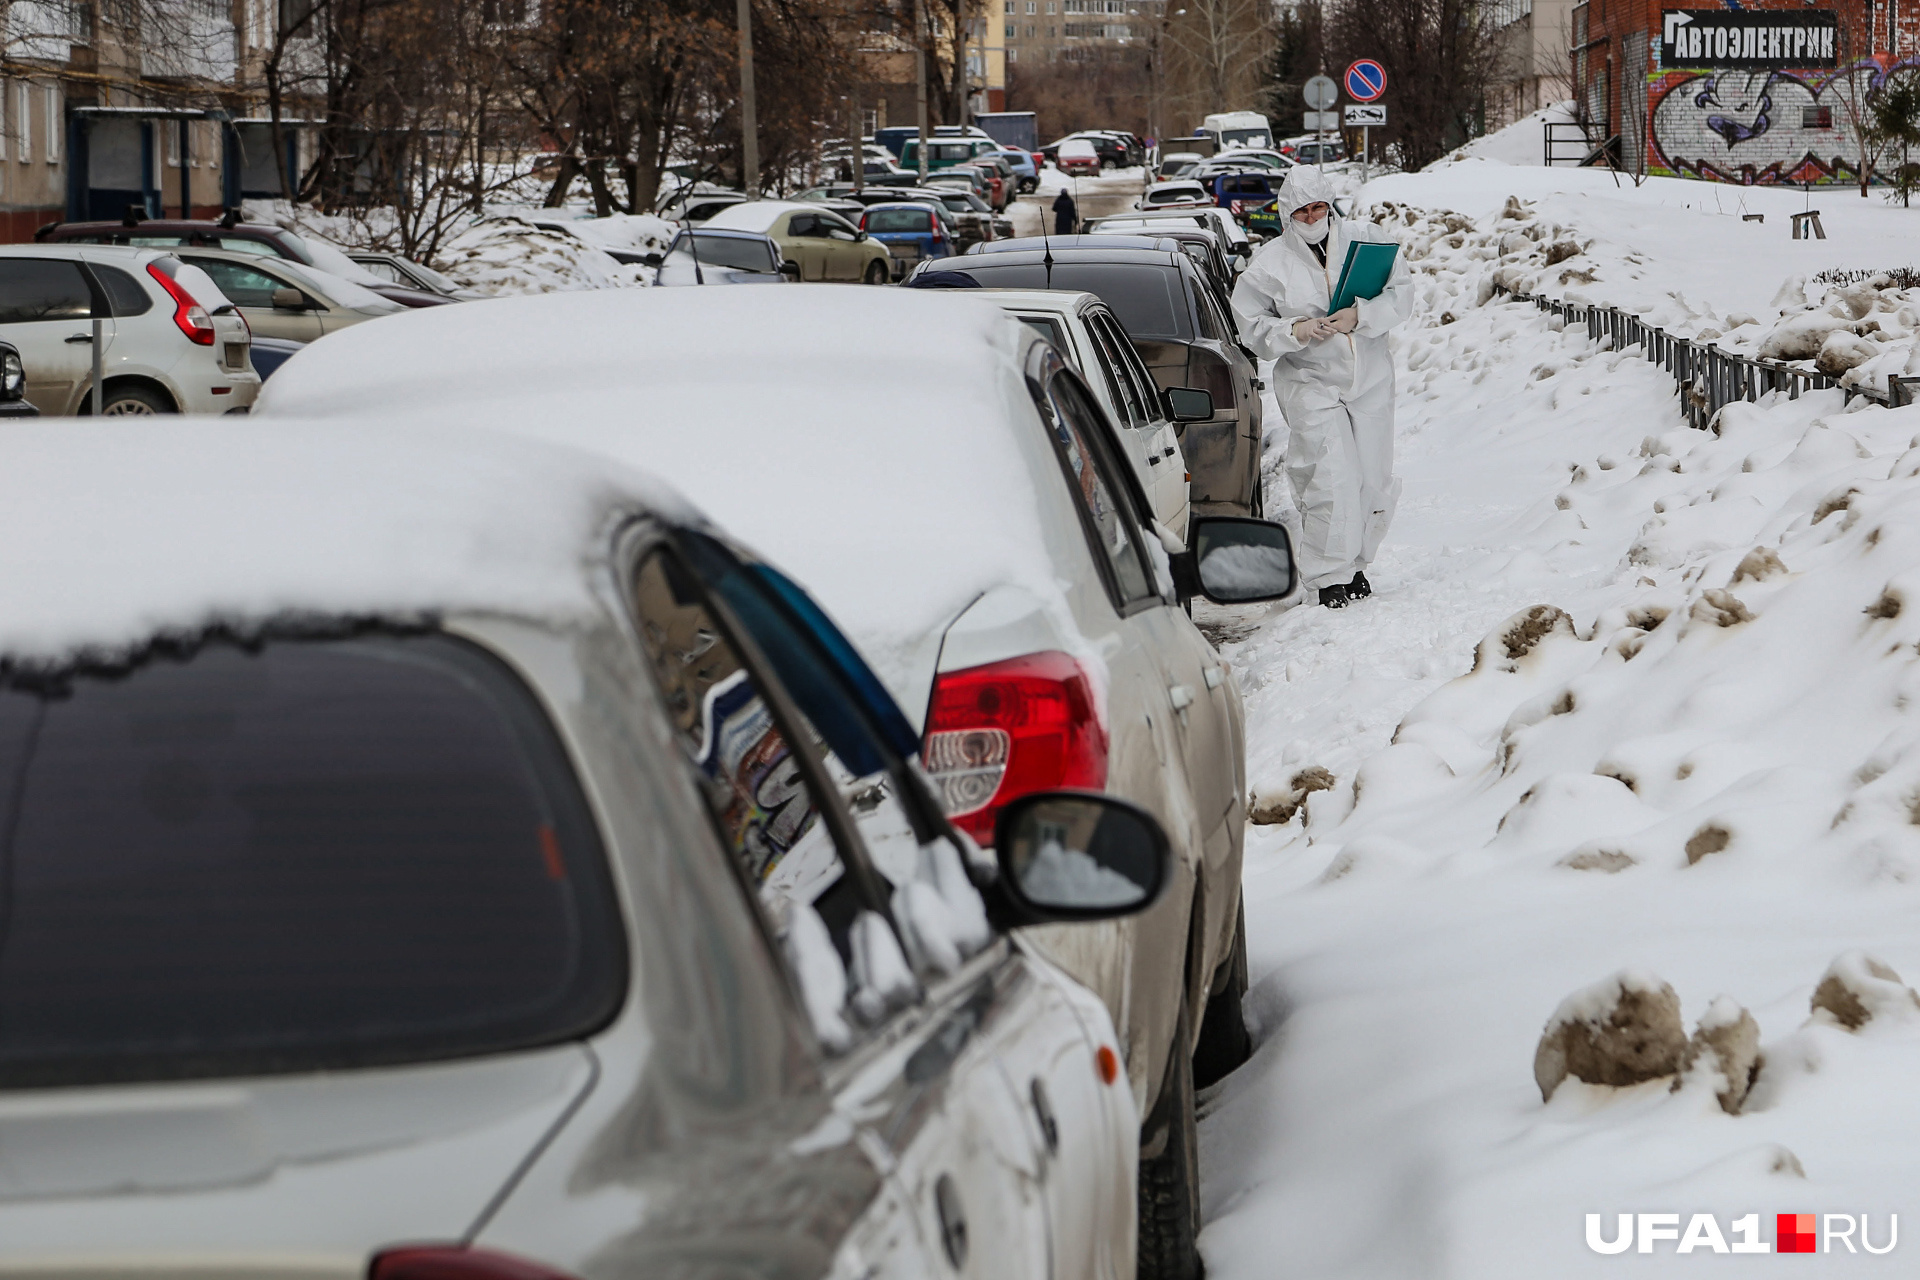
[254,286,1301,1278]
[0,418,1171,1280]
[0,245,258,415]
[1136,180,1213,212]
[701,201,892,284]
[1054,137,1104,176]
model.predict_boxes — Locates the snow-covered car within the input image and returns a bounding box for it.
[701,200,892,284]
[1136,180,1212,211]
[1055,137,1103,176]
[655,185,749,225]
[254,286,1301,1277]
[1086,206,1255,272]
[1211,147,1295,171]
[349,251,489,299]
[0,417,1168,1280]
[976,287,1195,539]
[1156,151,1204,179]
[644,227,792,285]
[0,340,37,415]
[172,248,408,343]
[0,245,258,415]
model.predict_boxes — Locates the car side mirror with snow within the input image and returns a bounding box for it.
[993,791,1169,922]
[1174,516,1297,604]
[641,251,664,267]
[270,288,308,311]
[1163,386,1213,422]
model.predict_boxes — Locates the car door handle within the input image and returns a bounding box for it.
[1163,447,1176,457]
[65,333,94,344]
[1204,666,1225,689]
[1148,453,1162,465]
[1169,684,1194,710]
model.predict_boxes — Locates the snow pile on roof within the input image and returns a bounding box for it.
[1193,178,1920,1273]
[1426,101,1579,171]
[702,200,810,234]
[255,286,1059,719]
[433,215,649,294]
[0,422,692,665]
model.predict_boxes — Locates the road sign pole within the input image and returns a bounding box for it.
[1361,126,1369,183]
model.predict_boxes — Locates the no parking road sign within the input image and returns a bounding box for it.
[1345,59,1386,102]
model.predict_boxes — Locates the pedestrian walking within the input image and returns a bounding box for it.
[1052,188,1078,235]
[1230,166,1412,609]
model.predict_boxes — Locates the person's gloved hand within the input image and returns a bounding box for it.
[1328,305,1359,334]
[1292,315,1337,343]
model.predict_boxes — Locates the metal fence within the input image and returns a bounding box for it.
[1500,289,1920,429]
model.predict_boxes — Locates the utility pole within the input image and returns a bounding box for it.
[915,0,930,181]
[851,97,865,192]
[737,0,759,194]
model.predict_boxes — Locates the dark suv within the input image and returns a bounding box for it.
[933,241,1265,517]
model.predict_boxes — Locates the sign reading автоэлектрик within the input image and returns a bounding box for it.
[1661,9,1838,69]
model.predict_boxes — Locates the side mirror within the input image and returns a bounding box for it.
[1175,515,1297,604]
[780,261,801,281]
[270,287,308,311]
[993,791,1169,921]
[1163,386,1214,422]
[641,251,664,267]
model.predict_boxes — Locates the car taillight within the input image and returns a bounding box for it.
[931,220,945,244]
[922,651,1107,845]
[370,1247,581,1280]
[146,262,215,345]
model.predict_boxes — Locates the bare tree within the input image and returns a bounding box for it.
[1161,0,1272,135]
[1325,0,1500,169]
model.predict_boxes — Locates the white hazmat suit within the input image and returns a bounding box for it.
[1230,166,1412,594]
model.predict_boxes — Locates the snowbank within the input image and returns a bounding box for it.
[433,215,649,294]
[1427,101,1579,171]
[1199,173,1920,1274]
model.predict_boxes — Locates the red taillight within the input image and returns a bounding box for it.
[931,219,945,244]
[370,1247,580,1280]
[922,651,1107,845]
[146,262,215,345]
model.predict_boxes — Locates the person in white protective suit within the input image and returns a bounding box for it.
[1230,165,1412,608]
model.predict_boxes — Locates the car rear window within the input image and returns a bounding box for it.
[91,264,155,317]
[955,261,1192,340]
[0,634,625,1089]
[866,208,932,233]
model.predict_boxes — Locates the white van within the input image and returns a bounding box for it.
[1199,111,1272,152]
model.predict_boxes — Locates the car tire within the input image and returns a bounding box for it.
[1192,902,1253,1089]
[95,384,175,416]
[1138,998,1202,1280]
[863,260,889,285]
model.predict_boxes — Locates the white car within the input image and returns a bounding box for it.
[981,287,1194,538]
[257,287,1299,1277]
[0,417,1165,1280]
[0,244,258,414]
[1135,180,1212,211]
[1087,207,1255,271]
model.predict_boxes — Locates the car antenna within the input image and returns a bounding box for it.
[686,226,707,285]
[1042,231,1054,289]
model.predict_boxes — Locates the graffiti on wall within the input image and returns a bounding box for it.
[1647,55,1920,184]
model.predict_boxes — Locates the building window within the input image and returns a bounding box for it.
[1046,23,1054,34]
[1046,2,1055,12]
[1008,45,1017,59]
[1025,22,1034,34]
[16,83,31,164]
[1802,105,1832,129]
[44,85,58,163]
[1006,21,1014,34]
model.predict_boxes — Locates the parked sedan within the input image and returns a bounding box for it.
[701,201,891,284]
[926,167,997,208]
[0,340,38,415]
[993,146,1040,192]
[1055,137,1103,176]
[256,286,1303,1278]
[931,241,1266,517]
[645,227,792,285]
[173,248,407,342]
[0,245,257,414]
[349,251,489,299]
[0,418,1169,1280]
[1137,180,1212,211]
[1157,152,1204,179]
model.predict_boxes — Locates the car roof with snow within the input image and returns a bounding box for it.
[253,287,1068,720]
[702,201,818,233]
[0,420,697,666]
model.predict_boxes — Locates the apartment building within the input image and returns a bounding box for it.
[0,0,318,241]
[1003,0,1145,64]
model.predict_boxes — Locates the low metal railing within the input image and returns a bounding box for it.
[1500,289,1920,429]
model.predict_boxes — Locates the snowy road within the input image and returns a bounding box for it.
[1200,172,1920,1273]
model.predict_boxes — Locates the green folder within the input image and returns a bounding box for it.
[1328,240,1398,314]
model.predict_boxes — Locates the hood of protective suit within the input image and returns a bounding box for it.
[1278,165,1336,218]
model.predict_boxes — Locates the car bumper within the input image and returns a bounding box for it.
[0,399,40,417]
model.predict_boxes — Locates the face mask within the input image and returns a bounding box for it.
[1296,216,1329,244]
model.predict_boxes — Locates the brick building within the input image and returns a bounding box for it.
[1574,0,1920,183]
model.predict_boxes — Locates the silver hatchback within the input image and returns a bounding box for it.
[0,422,1168,1280]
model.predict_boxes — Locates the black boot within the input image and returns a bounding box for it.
[1318,583,1351,609]
[1348,571,1372,599]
